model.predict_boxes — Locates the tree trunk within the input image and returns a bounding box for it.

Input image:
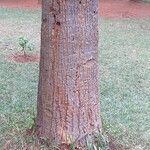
[37,0,101,148]
[37,0,42,4]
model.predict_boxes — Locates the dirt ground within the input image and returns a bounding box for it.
[0,0,40,9]
[0,0,150,18]
[99,0,150,18]
[8,54,39,63]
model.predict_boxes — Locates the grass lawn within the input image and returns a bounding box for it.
[0,8,41,149]
[100,18,150,149]
[0,8,150,149]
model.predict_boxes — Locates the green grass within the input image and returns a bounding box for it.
[0,8,150,149]
[0,8,41,148]
[143,0,150,3]
[100,18,150,149]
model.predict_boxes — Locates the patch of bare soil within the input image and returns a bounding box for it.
[99,0,150,18]
[8,53,39,63]
[0,0,40,9]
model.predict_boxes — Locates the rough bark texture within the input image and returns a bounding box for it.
[37,0,101,148]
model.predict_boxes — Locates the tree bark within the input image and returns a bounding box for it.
[37,0,42,4]
[37,0,101,148]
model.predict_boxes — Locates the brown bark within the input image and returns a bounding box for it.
[37,0,42,4]
[37,0,101,148]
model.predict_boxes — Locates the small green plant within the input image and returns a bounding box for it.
[27,43,35,52]
[86,133,109,150]
[18,37,35,56]
[69,139,76,150]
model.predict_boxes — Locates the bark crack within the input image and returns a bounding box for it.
[83,58,96,68]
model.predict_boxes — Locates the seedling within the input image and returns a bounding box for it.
[18,37,35,56]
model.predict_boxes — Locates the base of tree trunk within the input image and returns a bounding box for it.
[36,131,107,150]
